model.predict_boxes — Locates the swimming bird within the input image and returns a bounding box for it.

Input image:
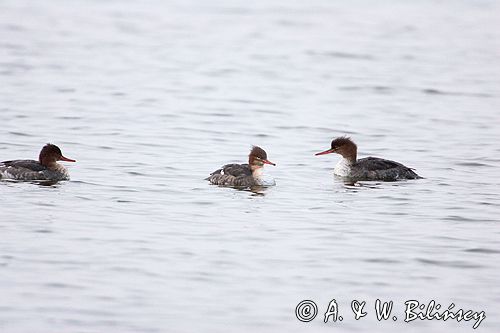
[315,136,421,181]
[0,144,76,181]
[206,146,276,187]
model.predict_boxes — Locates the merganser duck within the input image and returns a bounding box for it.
[315,136,421,181]
[206,146,276,187]
[0,144,76,181]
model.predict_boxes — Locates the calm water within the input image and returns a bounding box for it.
[1,0,499,332]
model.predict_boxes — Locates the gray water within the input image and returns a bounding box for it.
[1,1,499,332]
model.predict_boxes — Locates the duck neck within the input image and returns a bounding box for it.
[45,161,65,172]
[251,165,264,179]
[343,155,356,165]
[341,143,357,164]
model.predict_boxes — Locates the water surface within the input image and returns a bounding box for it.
[1,0,499,332]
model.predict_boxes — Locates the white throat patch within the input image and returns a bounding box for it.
[333,157,352,177]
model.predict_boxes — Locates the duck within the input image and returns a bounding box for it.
[315,136,421,181]
[0,143,76,181]
[206,146,276,187]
